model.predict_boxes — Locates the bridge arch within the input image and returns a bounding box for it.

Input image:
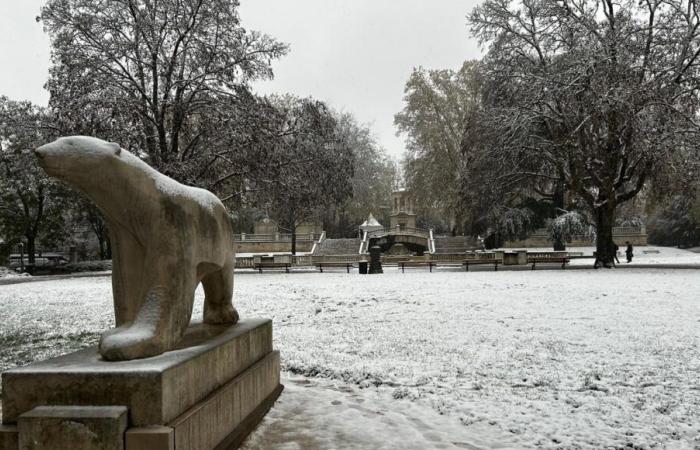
[365,228,430,255]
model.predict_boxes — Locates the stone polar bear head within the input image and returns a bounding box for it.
[35,136,125,187]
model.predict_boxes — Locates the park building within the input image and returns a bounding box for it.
[389,189,417,230]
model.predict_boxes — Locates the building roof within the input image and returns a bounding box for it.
[360,213,382,227]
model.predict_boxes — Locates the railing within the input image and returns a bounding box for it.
[428,229,436,254]
[234,233,323,242]
[234,256,255,268]
[428,253,467,262]
[234,249,585,269]
[293,255,313,266]
[467,251,497,260]
[359,230,369,254]
[613,226,645,235]
[366,227,430,239]
[529,226,645,238]
[312,255,366,264]
[526,251,569,259]
[309,231,326,255]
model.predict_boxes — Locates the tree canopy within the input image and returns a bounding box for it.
[41,0,288,180]
[252,96,355,253]
[465,0,700,263]
[395,61,481,233]
[0,97,67,266]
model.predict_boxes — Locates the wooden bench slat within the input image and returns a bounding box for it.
[462,260,500,272]
[315,262,355,273]
[253,263,290,273]
[398,261,437,273]
[527,257,570,270]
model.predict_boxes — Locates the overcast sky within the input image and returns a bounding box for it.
[0,0,482,159]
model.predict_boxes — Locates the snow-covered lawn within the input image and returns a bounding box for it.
[1,268,699,448]
[0,267,30,280]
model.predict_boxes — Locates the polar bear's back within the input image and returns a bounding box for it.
[154,176,234,249]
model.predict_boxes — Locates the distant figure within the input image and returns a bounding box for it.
[613,243,620,264]
[625,242,634,263]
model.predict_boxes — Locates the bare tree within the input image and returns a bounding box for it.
[41,0,288,179]
[467,0,700,265]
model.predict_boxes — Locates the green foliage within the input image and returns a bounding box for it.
[547,211,594,245]
[395,61,481,232]
[489,206,534,242]
[0,97,69,263]
[648,194,700,247]
[252,96,355,251]
[326,113,397,236]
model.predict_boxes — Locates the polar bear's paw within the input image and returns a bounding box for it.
[203,303,239,325]
[99,325,167,361]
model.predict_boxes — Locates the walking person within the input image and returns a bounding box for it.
[625,241,634,263]
[613,242,620,264]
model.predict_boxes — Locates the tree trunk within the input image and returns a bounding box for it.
[291,227,297,255]
[553,237,566,251]
[26,235,36,267]
[98,236,106,260]
[594,206,616,268]
[552,184,566,251]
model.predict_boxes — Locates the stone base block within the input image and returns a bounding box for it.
[2,319,273,426]
[1,318,282,450]
[171,351,281,450]
[17,406,127,450]
[125,426,174,450]
[0,426,17,450]
[123,351,281,450]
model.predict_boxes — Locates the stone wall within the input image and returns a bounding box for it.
[505,232,647,248]
[235,241,314,254]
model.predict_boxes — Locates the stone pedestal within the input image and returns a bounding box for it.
[1,319,282,450]
[18,406,127,450]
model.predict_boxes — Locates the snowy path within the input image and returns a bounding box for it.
[1,269,699,448]
[241,375,505,450]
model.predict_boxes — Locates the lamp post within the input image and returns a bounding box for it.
[19,242,24,273]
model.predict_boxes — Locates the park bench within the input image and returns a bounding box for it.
[462,259,500,271]
[399,260,437,273]
[381,256,412,266]
[528,256,570,269]
[253,262,290,273]
[315,262,355,273]
[253,255,292,273]
[643,249,660,254]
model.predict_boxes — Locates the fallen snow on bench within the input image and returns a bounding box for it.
[1,268,699,448]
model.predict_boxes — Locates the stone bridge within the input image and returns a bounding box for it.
[363,227,432,255]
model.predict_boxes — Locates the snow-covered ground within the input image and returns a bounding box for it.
[0,267,30,280]
[1,268,699,448]
[241,375,505,450]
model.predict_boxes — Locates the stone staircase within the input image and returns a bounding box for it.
[432,236,476,254]
[313,238,361,255]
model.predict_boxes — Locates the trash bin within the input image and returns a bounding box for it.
[359,261,368,274]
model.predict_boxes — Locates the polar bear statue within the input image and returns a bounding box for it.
[35,136,238,361]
